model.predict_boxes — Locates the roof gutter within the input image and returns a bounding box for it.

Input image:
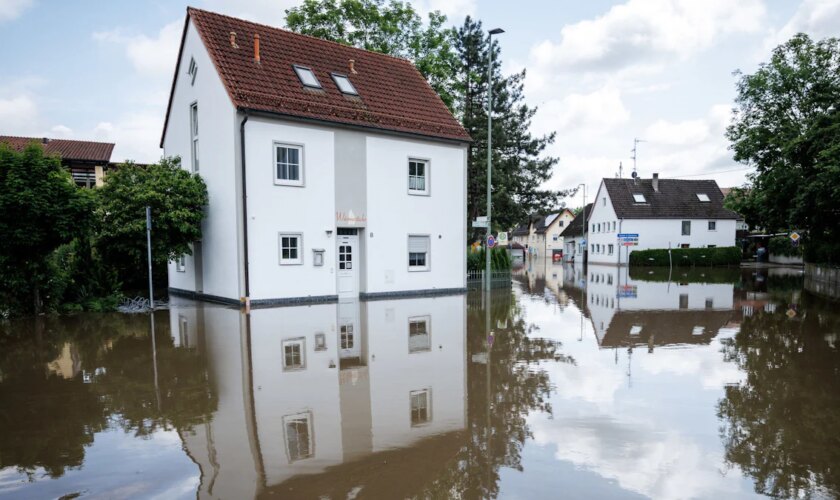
[239,107,472,146]
[240,112,251,303]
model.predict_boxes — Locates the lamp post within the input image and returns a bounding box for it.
[578,183,586,261]
[485,27,504,292]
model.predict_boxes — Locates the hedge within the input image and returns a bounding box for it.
[768,236,803,257]
[629,266,742,283]
[628,247,741,267]
[467,247,511,271]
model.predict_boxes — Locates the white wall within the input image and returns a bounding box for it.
[364,136,466,294]
[244,118,337,300]
[545,211,575,253]
[588,182,737,265]
[163,20,239,300]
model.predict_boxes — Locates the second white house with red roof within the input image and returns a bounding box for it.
[161,7,470,305]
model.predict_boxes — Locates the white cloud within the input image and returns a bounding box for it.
[92,112,163,164]
[93,20,183,78]
[201,0,300,26]
[766,0,840,49]
[0,95,38,134]
[528,0,766,74]
[534,86,630,135]
[49,124,73,137]
[0,0,34,22]
[416,0,477,20]
[644,118,710,146]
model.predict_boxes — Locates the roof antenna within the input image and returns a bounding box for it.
[631,138,645,178]
[617,161,623,179]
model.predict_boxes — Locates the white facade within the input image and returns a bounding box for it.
[542,210,575,257]
[163,19,468,303]
[587,180,737,266]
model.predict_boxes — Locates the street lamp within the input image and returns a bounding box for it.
[578,183,586,261]
[485,27,504,292]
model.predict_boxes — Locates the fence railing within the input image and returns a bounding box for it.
[805,263,840,300]
[467,270,512,288]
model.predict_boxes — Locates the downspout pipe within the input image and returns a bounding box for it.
[240,112,251,302]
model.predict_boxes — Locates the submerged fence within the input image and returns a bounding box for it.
[466,270,512,289]
[805,263,840,300]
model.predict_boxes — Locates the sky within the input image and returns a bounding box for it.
[1,0,839,208]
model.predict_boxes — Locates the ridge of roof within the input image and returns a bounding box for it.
[0,135,115,163]
[601,177,739,220]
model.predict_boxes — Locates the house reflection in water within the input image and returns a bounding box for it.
[580,265,737,351]
[169,294,466,498]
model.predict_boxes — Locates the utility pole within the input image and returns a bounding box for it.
[146,206,154,311]
[485,27,505,292]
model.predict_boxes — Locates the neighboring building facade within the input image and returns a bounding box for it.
[511,223,530,247]
[560,203,592,263]
[0,135,114,187]
[587,175,738,265]
[162,8,470,304]
[540,209,575,259]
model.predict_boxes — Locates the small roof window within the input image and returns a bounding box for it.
[633,193,646,203]
[293,65,321,89]
[696,193,710,202]
[331,73,358,95]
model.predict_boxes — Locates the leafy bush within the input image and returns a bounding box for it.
[768,236,803,257]
[629,247,742,267]
[467,247,511,271]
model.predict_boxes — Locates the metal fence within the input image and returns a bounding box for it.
[805,263,840,300]
[466,270,512,289]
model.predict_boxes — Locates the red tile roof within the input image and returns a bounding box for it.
[161,8,470,147]
[0,136,114,163]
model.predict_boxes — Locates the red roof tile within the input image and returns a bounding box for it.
[0,136,114,163]
[161,8,470,146]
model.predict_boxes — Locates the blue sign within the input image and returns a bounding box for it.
[487,235,497,248]
[617,233,639,238]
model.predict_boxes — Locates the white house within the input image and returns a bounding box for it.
[559,203,592,263]
[162,8,470,305]
[537,209,575,259]
[587,175,738,265]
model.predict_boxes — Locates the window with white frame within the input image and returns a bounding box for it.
[408,159,428,194]
[697,193,710,202]
[176,255,186,272]
[275,144,303,186]
[410,389,431,426]
[602,198,606,206]
[608,244,614,255]
[408,316,431,353]
[279,233,303,265]
[708,220,716,231]
[331,73,358,95]
[293,65,321,88]
[190,103,199,172]
[340,323,354,349]
[408,235,430,271]
[283,412,313,461]
[633,193,646,203]
[187,57,198,86]
[282,338,305,370]
[682,221,691,235]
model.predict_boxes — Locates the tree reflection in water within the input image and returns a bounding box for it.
[421,290,574,498]
[718,293,840,499]
[0,312,217,478]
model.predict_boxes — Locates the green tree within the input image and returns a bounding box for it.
[0,142,93,315]
[726,34,840,263]
[96,157,207,291]
[285,0,459,109]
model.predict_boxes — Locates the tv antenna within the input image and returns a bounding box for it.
[617,161,623,178]
[631,138,646,176]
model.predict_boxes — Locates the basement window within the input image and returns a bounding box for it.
[697,193,710,202]
[633,193,646,203]
[293,65,322,89]
[331,73,358,95]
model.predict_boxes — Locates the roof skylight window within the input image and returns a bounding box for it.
[697,193,710,202]
[633,193,646,203]
[293,65,322,89]
[331,73,358,95]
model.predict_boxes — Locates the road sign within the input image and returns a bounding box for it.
[473,219,488,228]
[619,233,639,246]
[790,231,801,242]
[497,232,509,245]
[487,235,497,248]
[617,233,639,238]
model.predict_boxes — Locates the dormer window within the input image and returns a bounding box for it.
[187,57,197,86]
[293,65,321,88]
[331,73,358,95]
[696,193,710,202]
[633,193,646,203]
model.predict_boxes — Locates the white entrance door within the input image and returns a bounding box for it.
[337,233,359,296]
[337,299,361,361]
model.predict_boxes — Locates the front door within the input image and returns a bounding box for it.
[337,232,359,297]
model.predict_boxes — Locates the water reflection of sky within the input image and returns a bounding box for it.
[508,260,759,499]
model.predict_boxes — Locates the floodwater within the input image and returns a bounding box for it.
[1,261,838,500]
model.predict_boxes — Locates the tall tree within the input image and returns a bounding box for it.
[0,143,93,315]
[455,17,564,235]
[286,0,458,109]
[96,157,207,291]
[726,34,840,263]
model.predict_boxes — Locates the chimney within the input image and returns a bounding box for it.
[230,31,238,48]
[253,34,260,63]
[42,137,50,144]
[652,173,659,192]
[349,59,357,74]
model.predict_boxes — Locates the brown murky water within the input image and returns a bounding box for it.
[1,261,838,499]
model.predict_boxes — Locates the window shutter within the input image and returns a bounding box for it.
[408,235,429,253]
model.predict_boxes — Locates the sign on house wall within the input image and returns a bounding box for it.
[336,210,367,225]
[618,233,639,246]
